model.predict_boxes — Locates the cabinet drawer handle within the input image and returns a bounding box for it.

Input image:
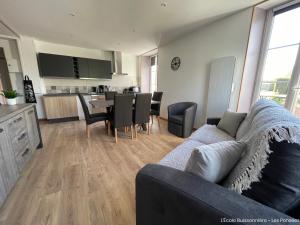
[18,133,26,141]
[0,128,3,133]
[28,110,34,115]
[21,148,30,157]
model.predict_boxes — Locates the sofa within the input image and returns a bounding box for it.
[136,100,300,225]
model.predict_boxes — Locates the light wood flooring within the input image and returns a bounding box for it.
[0,119,182,225]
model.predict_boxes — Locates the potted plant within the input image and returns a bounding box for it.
[1,90,18,105]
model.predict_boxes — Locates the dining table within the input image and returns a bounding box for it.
[89,99,160,108]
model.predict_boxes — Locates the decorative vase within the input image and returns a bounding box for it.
[6,98,17,105]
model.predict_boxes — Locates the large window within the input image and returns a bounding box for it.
[258,4,300,115]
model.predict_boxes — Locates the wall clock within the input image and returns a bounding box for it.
[171,57,181,71]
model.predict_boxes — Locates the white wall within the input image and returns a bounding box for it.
[18,36,44,94]
[238,8,266,112]
[157,8,253,127]
[140,56,151,93]
[0,37,24,103]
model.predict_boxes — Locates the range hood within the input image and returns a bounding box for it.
[111,51,128,75]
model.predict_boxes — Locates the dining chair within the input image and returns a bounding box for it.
[78,94,108,138]
[105,91,117,114]
[105,91,117,100]
[108,94,135,143]
[150,91,163,126]
[133,93,152,138]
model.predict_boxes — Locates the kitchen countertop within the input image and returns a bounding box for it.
[0,103,35,123]
[43,93,105,97]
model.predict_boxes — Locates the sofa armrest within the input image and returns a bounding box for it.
[183,105,197,134]
[207,117,221,125]
[136,164,296,225]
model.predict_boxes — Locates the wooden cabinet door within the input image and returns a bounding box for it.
[0,122,19,201]
[59,96,78,118]
[43,96,61,119]
[44,96,78,119]
[0,143,8,207]
[25,107,40,149]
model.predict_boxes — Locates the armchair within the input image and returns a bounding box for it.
[168,102,197,138]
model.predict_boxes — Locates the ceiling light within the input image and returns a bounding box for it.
[161,2,167,7]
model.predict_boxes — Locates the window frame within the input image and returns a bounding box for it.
[252,1,300,112]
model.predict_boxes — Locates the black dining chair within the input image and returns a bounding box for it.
[133,93,152,138]
[108,94,135,143]
[78,94,108,138]
[150,92,163,126]
[105,91,117,114]
[105,91,117,100]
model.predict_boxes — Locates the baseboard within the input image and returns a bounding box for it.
[47,116,79,123]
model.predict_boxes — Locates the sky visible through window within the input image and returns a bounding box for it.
[262,7,300,82]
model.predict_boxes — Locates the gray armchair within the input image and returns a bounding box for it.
[168,102,197,138]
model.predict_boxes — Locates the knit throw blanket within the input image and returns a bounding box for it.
[224,99,300,193]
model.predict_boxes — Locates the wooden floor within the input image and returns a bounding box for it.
[0,119,182,225]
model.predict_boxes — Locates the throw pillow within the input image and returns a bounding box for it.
[217,111,247,137]
[185,141,246,183]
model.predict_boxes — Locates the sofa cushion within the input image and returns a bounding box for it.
[242,140,300,218]
[169,115,184,125]
[189,124,234,145]
[159,139,204,171]
[217,111,247,137]
[185,141,246,183]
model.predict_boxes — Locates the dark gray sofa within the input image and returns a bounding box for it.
[136,109,300,225]
[136,164,297,225]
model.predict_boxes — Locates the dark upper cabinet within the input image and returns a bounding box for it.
[87,59,112,79]
[37,53,112,79]
[38,53,75,78]
[77,58,89,78]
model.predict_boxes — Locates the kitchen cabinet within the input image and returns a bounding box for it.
[87,59,112,79]
[43,95,78,120]
[0,122,19,194]
[38,53,75,78]
[77,58,89,78]
[0,104,41,208]
[25,107,40,150]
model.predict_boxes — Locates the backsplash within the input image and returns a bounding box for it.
[45,85,126,94]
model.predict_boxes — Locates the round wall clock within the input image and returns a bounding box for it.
[171,57,181,71]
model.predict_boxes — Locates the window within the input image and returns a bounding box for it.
[150,55,157,93]
[259,7,300,105]
[258,5,300,109]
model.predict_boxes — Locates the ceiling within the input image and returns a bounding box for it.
[0,0,268,55]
